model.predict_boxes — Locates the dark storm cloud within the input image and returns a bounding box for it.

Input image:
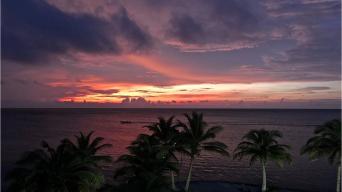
[167,14,205,44]
[203,0,260,31]
[165,0,265,48]
[1,0,152,64]
[111,8,152,52]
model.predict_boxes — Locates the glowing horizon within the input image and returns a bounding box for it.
[56,81,341,105]
[1,0,341,108]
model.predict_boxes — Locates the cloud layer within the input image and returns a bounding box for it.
[1,0,341,108]
[2,0,152,63]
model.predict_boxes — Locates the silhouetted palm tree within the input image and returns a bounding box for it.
[145,116,181,190]
[146,116,179,143]
[7,140,104,191]
[178,112,229,191]
[234,129,292,192]
[63,131,112,166]
[301,119,341,192]
[114,134,177,192]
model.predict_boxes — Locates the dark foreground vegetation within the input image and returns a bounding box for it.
[5,112,341,192]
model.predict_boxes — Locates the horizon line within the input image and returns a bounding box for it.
[2,107,341,110]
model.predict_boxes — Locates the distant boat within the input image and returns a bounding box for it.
[120,121,132,124]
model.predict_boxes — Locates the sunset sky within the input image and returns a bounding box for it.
[2,0,341,108]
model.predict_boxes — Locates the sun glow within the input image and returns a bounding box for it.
[57,81,341,104]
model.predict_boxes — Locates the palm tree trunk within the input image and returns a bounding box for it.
[262,163,267,192]
[337,164,341,192]
[185,158,194,192]
[171,170,176,190]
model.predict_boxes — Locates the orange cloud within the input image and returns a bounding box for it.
[123,54,250,83]
[53,80,340,105]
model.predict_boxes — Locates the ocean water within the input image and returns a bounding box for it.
[1,108,340,191]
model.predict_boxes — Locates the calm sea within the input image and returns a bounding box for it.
[1,108,341,191]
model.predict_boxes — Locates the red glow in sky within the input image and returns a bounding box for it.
[2,0,341,108]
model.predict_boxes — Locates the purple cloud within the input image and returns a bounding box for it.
[2,0,152,63]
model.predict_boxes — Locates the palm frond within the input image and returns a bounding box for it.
[234,129,291,167]
[301,119,341,165]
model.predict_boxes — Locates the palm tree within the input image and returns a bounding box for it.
[146,116,179,144]
[301,119,341,192]
[114,134,177,192]
[234,129,292,192]
[145,116,181,190]
[63,131,112,166]
[6,140,105,191]
[178,112,229,191]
